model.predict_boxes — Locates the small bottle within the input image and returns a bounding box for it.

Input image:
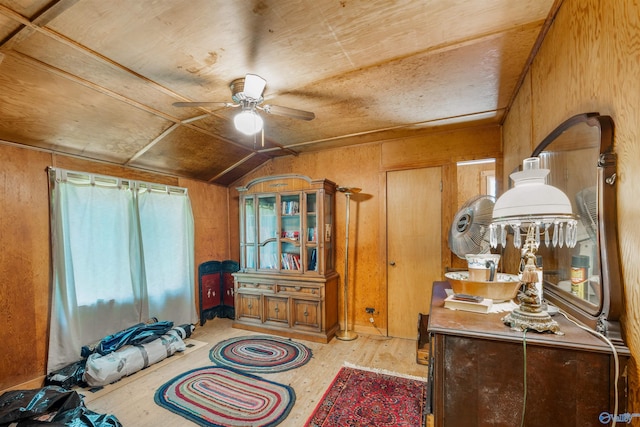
[571,255,589,298]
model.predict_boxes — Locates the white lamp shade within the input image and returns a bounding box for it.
[234,110,264,135]
[493,157,572,221]
[243,74,267,100]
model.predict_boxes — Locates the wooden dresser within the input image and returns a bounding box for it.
[427,281,629,427]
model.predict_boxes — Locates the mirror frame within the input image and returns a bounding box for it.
[532,113,624,344]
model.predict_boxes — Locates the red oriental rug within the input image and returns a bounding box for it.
[305,365,427,426]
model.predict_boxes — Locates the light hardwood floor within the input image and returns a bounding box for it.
[80,317,429,426]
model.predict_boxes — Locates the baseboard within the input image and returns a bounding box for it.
[0,375,45,394]
[353,323,388,337]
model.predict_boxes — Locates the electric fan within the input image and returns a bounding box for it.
[575,186,597,242]
[448,195,496,258]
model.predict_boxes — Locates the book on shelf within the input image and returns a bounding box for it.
[281,200,300,215]
[307,227,317,242]
[308,248,317,271]
[281,252,301,270]
[281,230,300,240]
[443,294,493,313]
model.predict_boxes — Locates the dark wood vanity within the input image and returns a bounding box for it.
[427,281,629,427]
[427,114,630,426]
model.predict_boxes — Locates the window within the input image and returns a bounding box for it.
[47,168,196,373]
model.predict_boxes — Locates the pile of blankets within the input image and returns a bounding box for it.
[47,320,195,388]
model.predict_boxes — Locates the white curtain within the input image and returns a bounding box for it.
[47,169,196,373]
[137,184,196,324]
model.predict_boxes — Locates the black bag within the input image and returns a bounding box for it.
[45,360,86,389]
[0,386,121,426]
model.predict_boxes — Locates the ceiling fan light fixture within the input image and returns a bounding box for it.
[243,74,267,100]
[234,109,264,135]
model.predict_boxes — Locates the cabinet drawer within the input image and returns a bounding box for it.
[278,283,321,297]
[237,281,275,293]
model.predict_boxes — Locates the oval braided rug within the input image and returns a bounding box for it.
[155,366,295,427]
[209,335,312,373]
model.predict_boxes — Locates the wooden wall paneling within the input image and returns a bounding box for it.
[456,161,496,204]
[441,162,459,272]
[502,72,534,185]
[179,176,231,319]
[380,125,501,170]
[502,0,640,414]
[604,0,640,412]
[529,0,606,143]
[0,144,51,390]
[181,177,231,264]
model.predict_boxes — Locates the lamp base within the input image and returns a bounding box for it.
[502,308,564,335]
[335,330,358,341]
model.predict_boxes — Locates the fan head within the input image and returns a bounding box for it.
[449,195,496,259]
[576,186,597,241]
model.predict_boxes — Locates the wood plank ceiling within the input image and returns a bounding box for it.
[0,0,557,185]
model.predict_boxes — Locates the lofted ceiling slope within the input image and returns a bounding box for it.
[0,0,558,185]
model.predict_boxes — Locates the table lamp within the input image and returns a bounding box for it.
[490,157,578,334]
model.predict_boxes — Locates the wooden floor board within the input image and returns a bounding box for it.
[81,317,428,426]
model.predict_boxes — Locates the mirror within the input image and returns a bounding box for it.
[531,113,624,343]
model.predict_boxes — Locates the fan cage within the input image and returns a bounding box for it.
[449,195,496,259]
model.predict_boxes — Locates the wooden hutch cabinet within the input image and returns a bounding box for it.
[232,175,339,343]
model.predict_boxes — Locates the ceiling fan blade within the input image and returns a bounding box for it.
[244,74,267,100]
[173,101,234,108]
[262,104,315,121]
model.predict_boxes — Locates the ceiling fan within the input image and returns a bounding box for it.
[173,74,315,135]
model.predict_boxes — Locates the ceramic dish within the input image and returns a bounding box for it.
[444,271,521,302]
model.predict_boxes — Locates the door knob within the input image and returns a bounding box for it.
[389,261,396,266]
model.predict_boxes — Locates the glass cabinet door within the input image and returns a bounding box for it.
[258,195,278,269]
[280,193,301,271]
[305,192,318,272]
[323,192,333,272]
[237,176,335,276]
[242,197,256,269]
